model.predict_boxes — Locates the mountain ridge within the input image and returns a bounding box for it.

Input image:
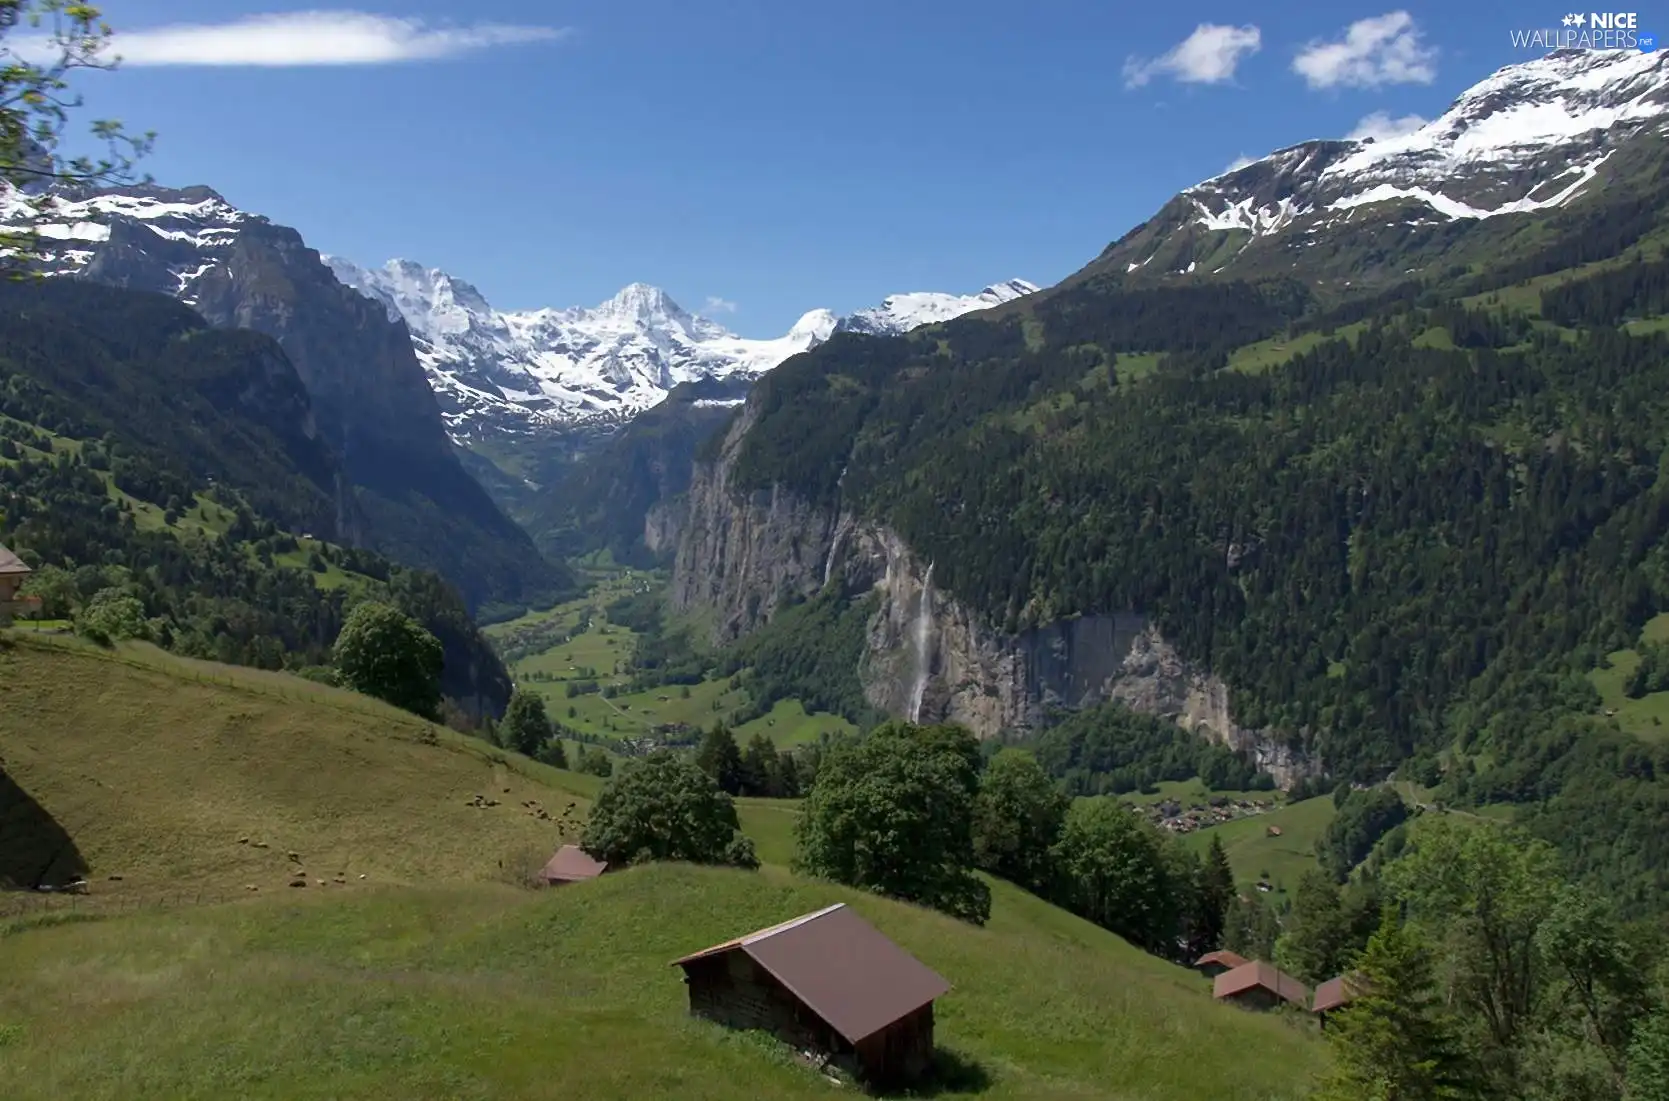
[1094,47,1669,289]
[324,253,1039,441]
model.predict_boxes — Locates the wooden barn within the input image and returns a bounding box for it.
[539,844,608,885]
[1192,949,1249,979]
[1312,973,1363,1027]
[1213,960,1310,1012]
[671,902,951,1089]
[0,543,30,626]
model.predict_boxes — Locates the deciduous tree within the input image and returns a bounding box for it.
[972,747,1067,893]
[332,601,444,719]
[795,722,990,924]
[580,751,757,870]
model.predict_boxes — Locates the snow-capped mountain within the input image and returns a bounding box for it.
[324,255,1036,440]
[1100,48,1669,282]
[835,279,1038,335]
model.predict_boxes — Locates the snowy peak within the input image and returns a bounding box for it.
[1103,48,1669,280]
[837,278,1039,335]
[599,281,688,325]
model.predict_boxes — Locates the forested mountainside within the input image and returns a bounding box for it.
[664,52,1669,907]
[27,184,569,620]
[0,281,512,715]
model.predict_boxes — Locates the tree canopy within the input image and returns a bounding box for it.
[332,601,444,719]
[580,751,757,870]
[794,721,990,924]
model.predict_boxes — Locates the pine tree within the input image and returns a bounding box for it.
[1199,834,1235,952]
[1312,909,1474,1101]
[695,723,744,794]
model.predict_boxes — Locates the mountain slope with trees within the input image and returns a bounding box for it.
[0,279,512,715]
[673,62,1669,909]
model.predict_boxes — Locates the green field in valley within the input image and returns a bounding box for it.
[485,569,856,750]
[1179,796,1338,899]
[0,629,1329,1100]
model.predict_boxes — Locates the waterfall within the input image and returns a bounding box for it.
[907,562,935,723]
[822,515,851,588]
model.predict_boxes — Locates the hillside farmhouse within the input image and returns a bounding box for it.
[540,844,608,885]
[672,902,951,1088]
[0,543,30,625]
[1213,960,1311,1012]
[1192,949,1249,979]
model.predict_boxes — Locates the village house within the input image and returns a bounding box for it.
[1311,973,1362,1027]
[539,844,608,885]
[0,542,31,626]
[1213,960,1311,1012]
[671,902,951,1089]
[1192,949,1249,979]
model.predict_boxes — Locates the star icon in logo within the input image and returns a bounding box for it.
[1573,12,1587,25]
[1562,13,1574,24]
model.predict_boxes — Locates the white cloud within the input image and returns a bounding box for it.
[703,296,738,314]
[1293,12,1437,90]
[1346,110,1429,142]
[1224,154,1257,173]
[13,10,569,67]
[1124,24,1262,89]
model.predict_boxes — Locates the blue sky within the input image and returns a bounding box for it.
[72,1,1591,332]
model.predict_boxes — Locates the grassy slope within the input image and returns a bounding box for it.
[0,634,1327,1099]
[1180,797,1338,898]
[0,634,596,899]
[0,868,1327,1101]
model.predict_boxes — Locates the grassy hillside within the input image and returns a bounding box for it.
[0,865,1326,1100]
[0,633,589,899]
[1,631,1327,1098]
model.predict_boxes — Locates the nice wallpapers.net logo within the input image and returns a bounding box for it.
[1508,12,1657,50]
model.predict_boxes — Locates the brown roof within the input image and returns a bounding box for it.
[540,844,608,882]
[0,543,29,576]
[1213,960,1311,1007]
[1194,949,1250,969]
[1312,974,1362,1014]
[672,902,951,1044]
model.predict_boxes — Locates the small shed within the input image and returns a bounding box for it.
[671,902,951,1089]
[1312,973,1362,1027]
[1213,960,1311,1012]
[0,543,31,625]
[540,844,608,885]
[1193,949,1250,979]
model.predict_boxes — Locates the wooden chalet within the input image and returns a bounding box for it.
[1213,960,1311,1012]
[1192,949,1249,979]
[539,844,608,885]
[671,902,951,1089]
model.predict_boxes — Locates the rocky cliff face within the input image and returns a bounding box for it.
[667,406,1315,785]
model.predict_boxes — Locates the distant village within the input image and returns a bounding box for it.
[1134,795,1280,836]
